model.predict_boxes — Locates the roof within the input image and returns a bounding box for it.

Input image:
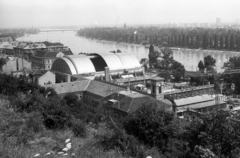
[16,42,47,49]
[64,55,96,74]
[52,53,141,75]
[86,80,125,97]
[177,99,226,111]
[104,90,172,113]
[43,80,91,94]
[114,53,141,69]
[31,69,46,75]
[43,41,63,46]
[175,95,215,107]
[34,50,73,58]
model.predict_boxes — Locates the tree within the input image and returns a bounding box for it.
[198,60,205,72]
[63,93,79,106]
[172,60,185,82]
[0,58,6,70]
[123,102,185,155]
[140,58,149,69]
[203,55,216,68]
[148,45,160,68]
[156,47,174,70]
[184,110,240,158]
[223,56,240,94]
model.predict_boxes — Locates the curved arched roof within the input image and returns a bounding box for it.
[115,53,141,69]
[51,57,77,75]
[64,55,96,74]
[92,53,124,70]
[51,53,141,75]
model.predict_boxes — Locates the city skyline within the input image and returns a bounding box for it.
[1,0,240,28]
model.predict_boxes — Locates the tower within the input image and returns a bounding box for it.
[150,77,165,100]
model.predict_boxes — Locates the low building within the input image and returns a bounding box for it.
[175,94,228,113]
[103,90,172,117]
[36,71,55,86]
[43,79,172,114]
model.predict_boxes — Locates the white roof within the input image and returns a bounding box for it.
[233,106,240,111]
[175,94,215,107]
[121,74,134,79]
[65,55,96,74]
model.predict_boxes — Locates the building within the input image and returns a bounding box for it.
[103,90,172,117]
[51,53,142,76]
[14,41,67,59]
[1,56,31,74]
[36,70,55,86]
[216,18,221,27]
[30,69,55,86]
[175,94,227,113]
[14,42,47,58]
[31,49,73,70]
[44,79,172,115]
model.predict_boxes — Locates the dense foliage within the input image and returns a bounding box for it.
[78,26,240,51]
[1,73,240,157]
[148,46,186,82]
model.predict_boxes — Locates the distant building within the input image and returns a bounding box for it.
[14,41,67,59]
[31,49,73,70]
[216,18,221,27]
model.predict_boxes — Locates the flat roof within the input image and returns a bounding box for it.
[175,94,215,107]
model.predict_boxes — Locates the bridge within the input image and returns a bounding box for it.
[39,29,78,32]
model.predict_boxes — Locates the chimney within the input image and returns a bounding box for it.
[105,67,110,82]
[65,74,71,82]
[126,86,130,92]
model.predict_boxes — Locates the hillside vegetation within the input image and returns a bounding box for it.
[0,73,240,158]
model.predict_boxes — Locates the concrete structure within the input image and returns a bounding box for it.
[1,57,31,74]
[31,49,73,70]
[51,53,142,75]
[36,71,55,86]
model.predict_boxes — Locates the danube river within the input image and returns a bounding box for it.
[17,31,240,72]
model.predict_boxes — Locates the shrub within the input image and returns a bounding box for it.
[63,93,79,106]
[71,119,87,137]
[100,129,145,157]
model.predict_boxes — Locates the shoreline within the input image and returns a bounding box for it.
[80,36,240,54]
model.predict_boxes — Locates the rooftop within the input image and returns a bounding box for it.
[34,50,73,58]
[105,90,172,113]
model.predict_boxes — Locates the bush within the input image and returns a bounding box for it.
[71,119,87,137]
[63,93,79,106]
[100,129,145,157]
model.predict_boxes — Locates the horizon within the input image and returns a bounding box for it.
[1,0,240,29]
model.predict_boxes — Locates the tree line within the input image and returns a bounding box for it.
[78,26,240,51]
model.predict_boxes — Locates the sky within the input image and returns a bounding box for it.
[1,0,240,28]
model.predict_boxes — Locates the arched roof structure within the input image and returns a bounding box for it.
[51,53,141,75]
[92,53,124,70]
[115,53,141,69]
[64,55,96,74]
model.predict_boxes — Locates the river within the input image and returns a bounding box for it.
[17,31,240,72]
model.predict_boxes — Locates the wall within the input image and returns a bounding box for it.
[37,71,55,86]
[17,58,31,71]
[2,59,17,74]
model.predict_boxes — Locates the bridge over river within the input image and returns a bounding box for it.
[39,29,78,32]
